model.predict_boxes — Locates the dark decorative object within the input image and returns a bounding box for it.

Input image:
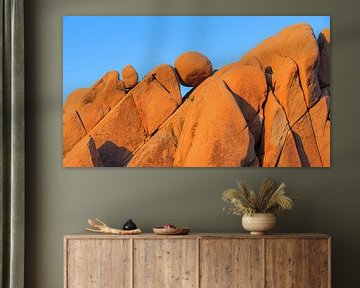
[123,219,137,230]
[86,218,141,235]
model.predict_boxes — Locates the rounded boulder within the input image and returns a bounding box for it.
[174,51,213,87]
[122,65,138,89]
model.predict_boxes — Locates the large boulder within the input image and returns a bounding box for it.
[309,89,330,166]
[216,61,267,113]
[262,91,293,167]
[131,64,182,136]
[77,103,110,132]
[63,64,182,167]
[242,23,321,108]
[262,91,324,167]
[271,55,308,125]
[63,88,89,113]
[215,60,267,144]
[317,29,330,89]
[88,95,146,166]
[174,51,213,87]
[64,94,146,167]
[173,76,258,167]
[63,136,103,167]
[63,71,126,113]
[63,111,87,157]
[122,64,138,89]
[127,101,191,167]
[277,130,302,167]
[292,112,323,167]
[62,71,127,161]
[62,71,126,159]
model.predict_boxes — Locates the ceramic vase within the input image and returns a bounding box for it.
[242,213,276,235]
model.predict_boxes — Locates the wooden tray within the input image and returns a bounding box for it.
[153,227,190,235]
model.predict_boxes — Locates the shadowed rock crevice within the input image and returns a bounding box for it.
[225,85,263,148]
[292,131,311,167]
[274,130,291,167]
[317,29,330,88]
[152,73,171,94]
[98,141,133,167]
[286,56,311,108]
[87,137,103,167]
[75,110,87,133]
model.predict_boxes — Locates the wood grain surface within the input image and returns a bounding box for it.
[265,239,310,287]
[309,239,330,288]
[65,239,131,288]
[64,233,330,288]
[65,232,330,240]
[133,239,198,288]
[200,239,264,287]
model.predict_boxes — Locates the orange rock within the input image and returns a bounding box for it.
[63,71,126,113]
[64,93,146,167]
[63,111,87,157]
[272,56,308,125]
[63,88,89,113]
[277,131,302,167]
[89,94,146,166]
[87,71,126,108]
[175,51,213,87]
[63,136,103,167]
[242,23,321,108]
[77,103,110,131]
[127,130,177,167]
[173,76,257,167]
[63,65,181,167]
[152,64,182,99]
[63,72,125,154]
[292,112,323,167]
[215,61,267,143]
[122,64,138,89]
[262,91,292,167]
[317,29,330,88]
[127,100,191,167]
[309,89,330,166]
[131,64,182,136]
[216,61,267,112]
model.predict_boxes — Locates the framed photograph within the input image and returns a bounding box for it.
[63,16,330,168]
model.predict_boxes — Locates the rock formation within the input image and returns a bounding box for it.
[174,51,213,87]
[63,23,331,167]
[122,64,138,89]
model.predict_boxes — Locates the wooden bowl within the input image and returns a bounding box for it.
[153,227,190,235]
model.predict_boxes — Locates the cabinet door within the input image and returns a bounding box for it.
[200,239,264,288]
[309,239,330,288]
[134,239,198,288]
[266,239,314,288]
[66,239,131,288]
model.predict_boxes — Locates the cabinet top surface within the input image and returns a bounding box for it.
[64,232,330,240]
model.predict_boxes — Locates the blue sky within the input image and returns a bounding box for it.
[63,16,330,100]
